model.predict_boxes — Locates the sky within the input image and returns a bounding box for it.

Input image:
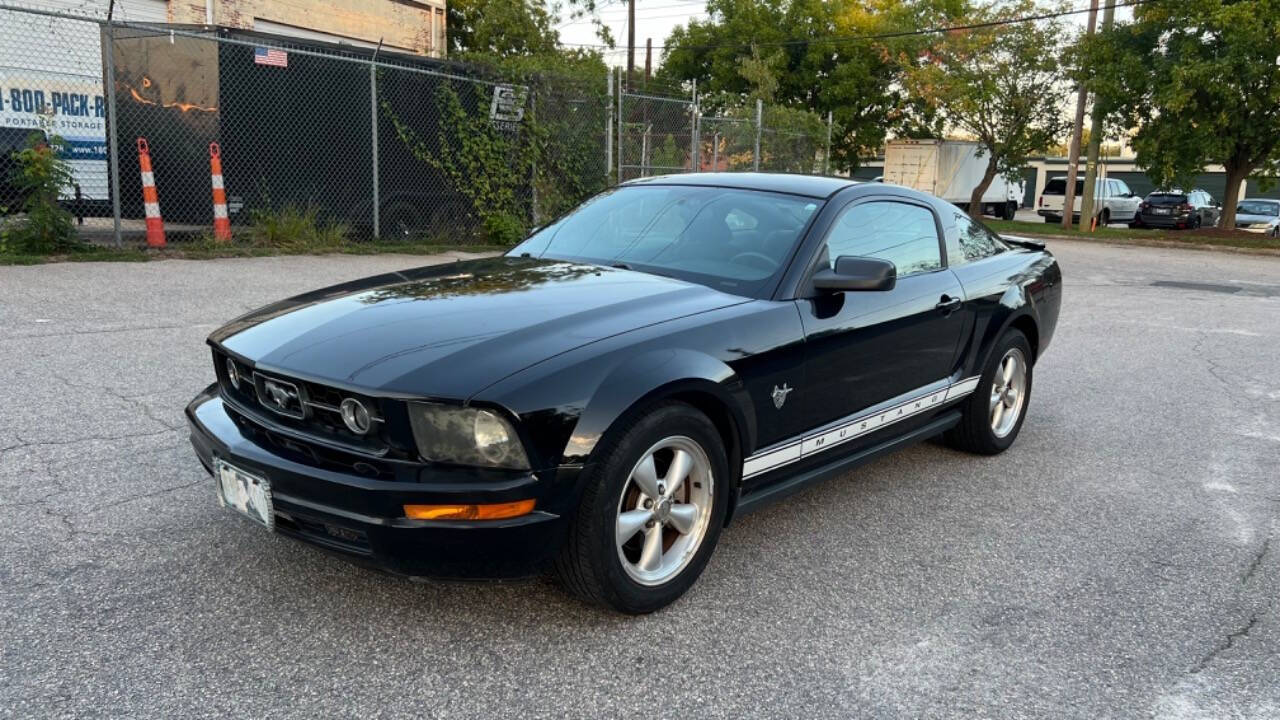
[554,1,1133,70]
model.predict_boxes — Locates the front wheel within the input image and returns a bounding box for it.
[554,402,728,613]
[945,329,1034,455]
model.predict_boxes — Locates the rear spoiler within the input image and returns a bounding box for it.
[1000,234,1046,250]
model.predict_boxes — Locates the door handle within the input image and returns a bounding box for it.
[936,295,962,315]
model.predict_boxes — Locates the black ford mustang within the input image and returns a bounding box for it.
[187,174,1061,613]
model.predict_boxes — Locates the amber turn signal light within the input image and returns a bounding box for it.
[404,499,535,521]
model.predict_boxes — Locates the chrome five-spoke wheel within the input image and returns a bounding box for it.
[990,347,1027,438]
[615,436,714,586]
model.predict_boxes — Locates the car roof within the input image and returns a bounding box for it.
[622,172,858,199]
[1242,198,1280,204]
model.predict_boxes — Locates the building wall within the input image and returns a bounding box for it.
[169,0,447,57]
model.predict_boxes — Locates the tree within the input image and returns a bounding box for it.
[658,0,966,171]
[903,1,1068,219]
[447,0,611,58]
[1079,0,1280,230]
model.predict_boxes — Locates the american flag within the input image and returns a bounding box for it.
[254,47,288,67]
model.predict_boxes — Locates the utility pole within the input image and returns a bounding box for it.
[1080,0,1115,229]
[645,38,652,88]
[1062,0,1099,230]
[626,0,635,90]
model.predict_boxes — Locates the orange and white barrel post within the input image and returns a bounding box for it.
[209,142,231,242]
[136,137,165,247]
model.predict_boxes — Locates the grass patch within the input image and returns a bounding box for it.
[987,219,1280,252]
[0,241,506,266]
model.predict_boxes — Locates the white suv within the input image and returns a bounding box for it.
[1037,177,1141,225]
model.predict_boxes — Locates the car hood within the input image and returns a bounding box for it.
[1235,213,1279,225]
[211,257,747,398]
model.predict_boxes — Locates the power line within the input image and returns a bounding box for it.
[556,0,1155,50]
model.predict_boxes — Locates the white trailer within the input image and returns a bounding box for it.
[0,1,165,209]
[882,139,1023,220]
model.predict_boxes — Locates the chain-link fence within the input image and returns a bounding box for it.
[0,3,831,252]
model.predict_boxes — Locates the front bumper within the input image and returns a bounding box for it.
[1236,224,1277,234]
[186,386,577,579]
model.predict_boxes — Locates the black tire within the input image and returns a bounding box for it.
[1192,215,1202,230]
[1002,201,1017,221]
[554,402,729,614]
[1099,209,1110,227]
[944,328,1034,455]
[1044,216,1057,224]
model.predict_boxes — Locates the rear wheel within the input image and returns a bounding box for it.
[1192,215,1203,230]
[945,329,1033,455]
[1002,201,1017,221]
[554,402,728,613]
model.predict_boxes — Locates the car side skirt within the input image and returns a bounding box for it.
[740,375,980,480]
[734,411,962,517]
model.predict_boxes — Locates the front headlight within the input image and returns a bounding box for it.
[407,403,530,470]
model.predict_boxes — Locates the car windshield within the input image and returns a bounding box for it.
[510,185,821,297]
[1237,201,1279,216]
[1146,193,1187,205]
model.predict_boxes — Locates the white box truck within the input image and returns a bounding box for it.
[882,139,1023,220]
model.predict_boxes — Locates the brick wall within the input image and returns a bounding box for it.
[169,0,446,57]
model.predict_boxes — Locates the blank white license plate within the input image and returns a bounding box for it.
[215,458,274,530]
[1154,208,1170,215]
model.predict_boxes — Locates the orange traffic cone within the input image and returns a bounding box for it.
[137,138,165,247]
[209,142,231,242]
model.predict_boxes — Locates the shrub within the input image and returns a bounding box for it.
[7,133,79,254]
[247,203,348,251]
[482,213,525,245]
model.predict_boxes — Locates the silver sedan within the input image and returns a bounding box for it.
[1235,198,1280,236]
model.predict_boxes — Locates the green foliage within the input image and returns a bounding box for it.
[247,203,348,250]
[381,79,533,242]
[6,132,79,254]
[903,0,1067,217]
[659,0,967,170]
[482,212,526,245]
[1078,0,1280,229]
[448,0,612,57]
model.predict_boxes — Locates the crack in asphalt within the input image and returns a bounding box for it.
[49,371,185,432]
[1190,611,1263,674]
[0,429,177,460]
[1243,536,1271,585]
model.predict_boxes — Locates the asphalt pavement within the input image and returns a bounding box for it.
[1,242,1278,718]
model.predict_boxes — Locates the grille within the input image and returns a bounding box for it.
[215,351,409,460]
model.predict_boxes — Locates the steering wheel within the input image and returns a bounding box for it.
[729,251,779,272]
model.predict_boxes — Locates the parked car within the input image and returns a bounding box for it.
[187,174,1062,613]
[1037,176,1141,225]
[1233,199,1280,237]
[1132,189,1220,229]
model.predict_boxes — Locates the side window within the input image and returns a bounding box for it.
[953,212,1008,263]
[1116,180,1131,197]
[824,201,942,276]
[1106,180,1119,197]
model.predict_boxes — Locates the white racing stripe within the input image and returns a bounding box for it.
[742,376,981,479]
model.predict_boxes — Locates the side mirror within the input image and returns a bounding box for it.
[812,256,897,293]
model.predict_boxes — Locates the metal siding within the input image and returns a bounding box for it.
[1248,178,1280,200]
